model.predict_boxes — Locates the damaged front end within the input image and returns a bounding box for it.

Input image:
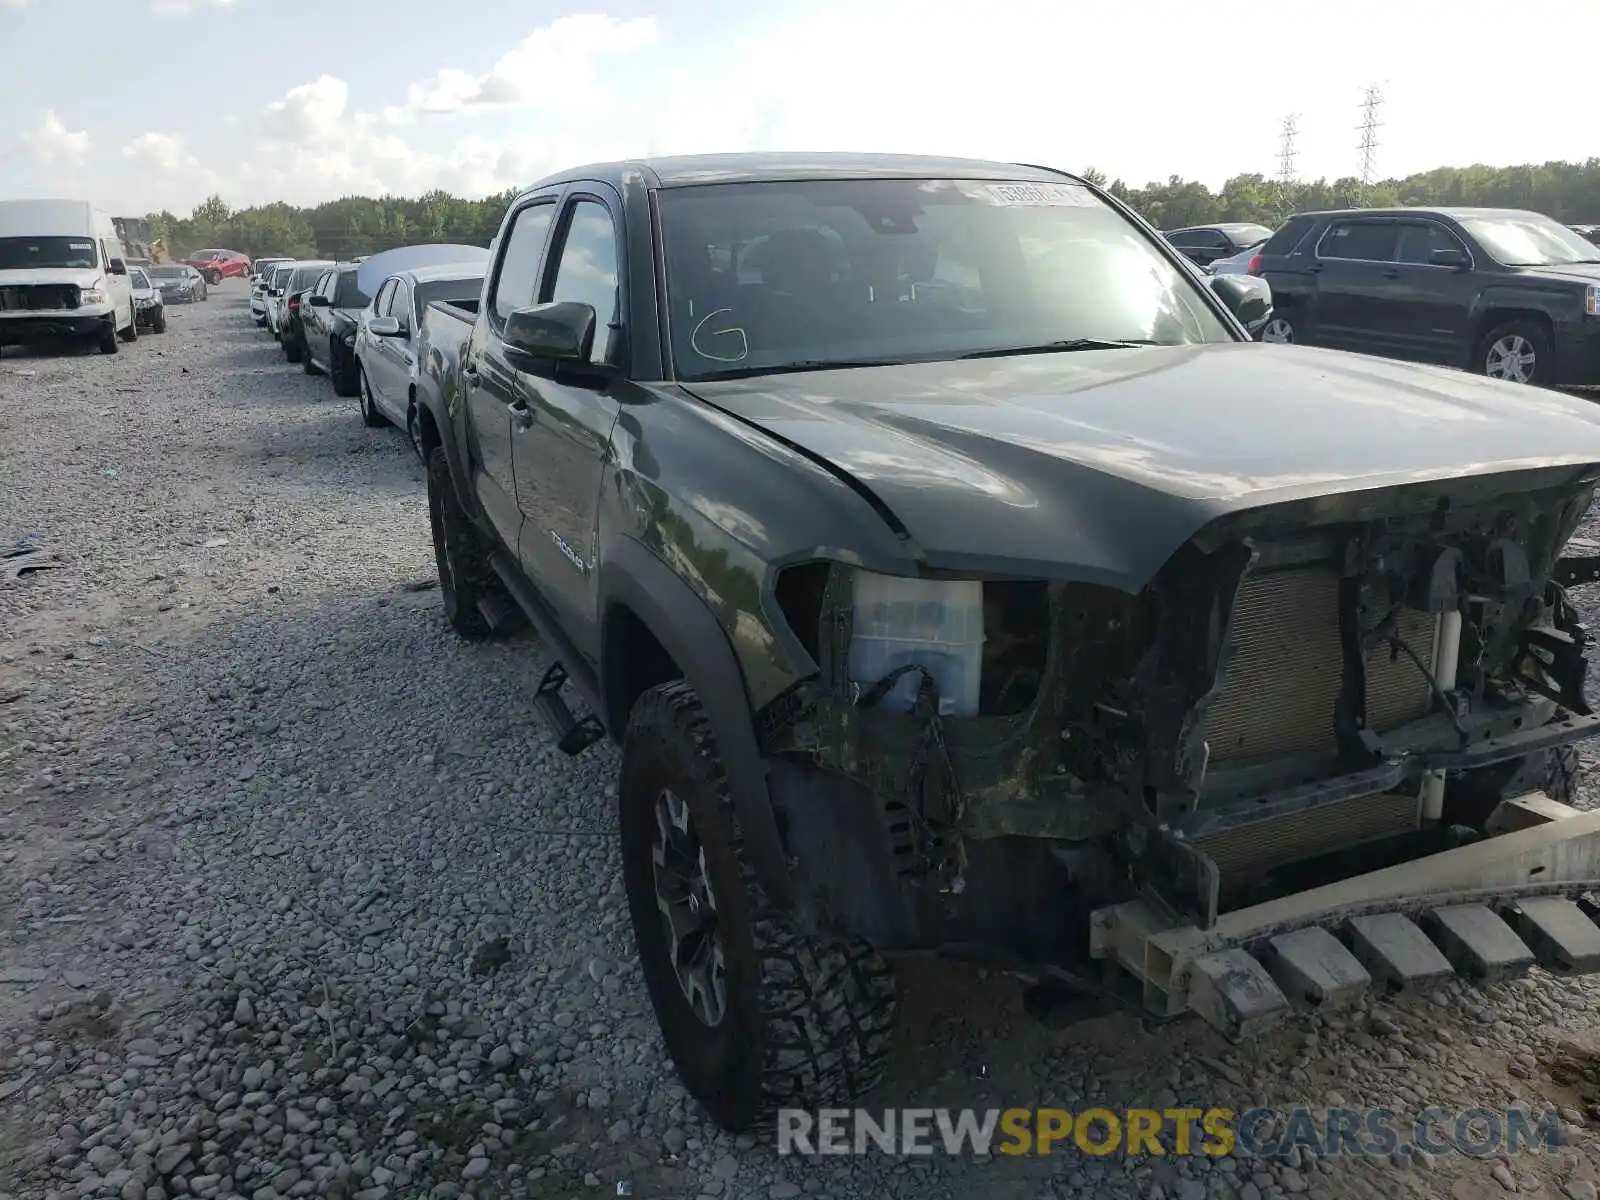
[760,464,1600,1037]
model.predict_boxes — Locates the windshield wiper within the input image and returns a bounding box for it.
[691,357,919,381]
[958,338,1160,360]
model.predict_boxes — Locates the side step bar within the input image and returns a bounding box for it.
[487,552,609,758]
[1091,794,1600,1040]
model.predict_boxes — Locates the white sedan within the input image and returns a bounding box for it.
[1210,240,1265,275]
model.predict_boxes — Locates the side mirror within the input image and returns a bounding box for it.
[108,259,128,275]
[1209,273,1273,334]
[308,294,331,307]
[1429,247,1469,269]
[503,301,598,369]
[368,315,405,337]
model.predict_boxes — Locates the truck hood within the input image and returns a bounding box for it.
[0,267,102,288]
[682,342,1600,591]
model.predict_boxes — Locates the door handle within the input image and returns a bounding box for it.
[508,398,535,430]
[1381,268,1400,279]
[1308,262,1324,273]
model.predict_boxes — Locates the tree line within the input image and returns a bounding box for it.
[142,158,1600,261]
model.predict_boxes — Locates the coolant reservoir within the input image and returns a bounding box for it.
[847,574,985,717]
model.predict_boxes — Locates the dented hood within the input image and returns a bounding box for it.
[682,342,1600,592]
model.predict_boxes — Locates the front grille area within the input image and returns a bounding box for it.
[1197,565,1438,764]
[0,285,79,312]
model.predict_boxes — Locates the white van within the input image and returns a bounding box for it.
[0,199,138,354]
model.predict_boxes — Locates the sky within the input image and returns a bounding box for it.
[1,0,1597,215]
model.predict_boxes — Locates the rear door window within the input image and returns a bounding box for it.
[1317,221,1398,262]
[491,201,558,323]
[1261,217,1315,257]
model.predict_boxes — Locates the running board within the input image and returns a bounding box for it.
[1090,793,1600,1039]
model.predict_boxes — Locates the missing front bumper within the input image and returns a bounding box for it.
[1090,793,1600,1040]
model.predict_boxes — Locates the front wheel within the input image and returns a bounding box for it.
[1479,319,1550,385]
[1259,315,1296,344]
[359,367,388,427]
[284,330,302,363]
[98,317,119,355]
[152,308,167,334]
[118,305,138,343]
[620,680,897,1133]
[303,337,322,376]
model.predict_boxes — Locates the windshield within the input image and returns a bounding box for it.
[415,278,483,317]
[272,266,293,287]
[1461,214,1600,266]
[334,271,370,308]
[150,266,186,279]
[658,177,1233,381]
[1225,225,1274,248]
[290,264,330,289]
[130,268,150,288]
[0,236,100,270]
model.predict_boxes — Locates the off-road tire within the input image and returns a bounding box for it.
[359,368,388,428]
[619,679,897,1133]
[426,445,505,641]
[98,317,119,355]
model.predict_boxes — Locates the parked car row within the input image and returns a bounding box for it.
[246,247,488,449]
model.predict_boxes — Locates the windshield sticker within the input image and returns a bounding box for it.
[68,241,94,250]
[983,183,1097,208]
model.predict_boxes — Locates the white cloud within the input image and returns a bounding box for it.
[1,0,32,10]
[150,0,238,15]
[262,75,351,147]
[393,14,657,118]
[19,110,91,165]
[122,132,200,173]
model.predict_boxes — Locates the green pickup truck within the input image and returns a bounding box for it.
[411,151,1600,1133]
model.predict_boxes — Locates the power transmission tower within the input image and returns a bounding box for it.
[1275,115,1299,221]
[1357,84,1384,200]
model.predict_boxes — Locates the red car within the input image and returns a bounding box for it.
[182,249,252,284]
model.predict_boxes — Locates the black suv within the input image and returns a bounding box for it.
[1163,222,1275,267]
[1253,207,1600,387]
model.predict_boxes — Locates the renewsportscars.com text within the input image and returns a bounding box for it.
[777,1106,1564,1158]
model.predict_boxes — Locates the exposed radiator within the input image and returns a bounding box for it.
[1197,565,1438,764]
[1195,788,1420,880]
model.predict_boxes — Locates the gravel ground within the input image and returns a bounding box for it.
[6,285,1600,1200]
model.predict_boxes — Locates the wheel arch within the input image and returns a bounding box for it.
[1472,304,1555,352]
[600,535,794,911]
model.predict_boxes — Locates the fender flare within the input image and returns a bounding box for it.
[599,536,794,911]
[414,367,482,526]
